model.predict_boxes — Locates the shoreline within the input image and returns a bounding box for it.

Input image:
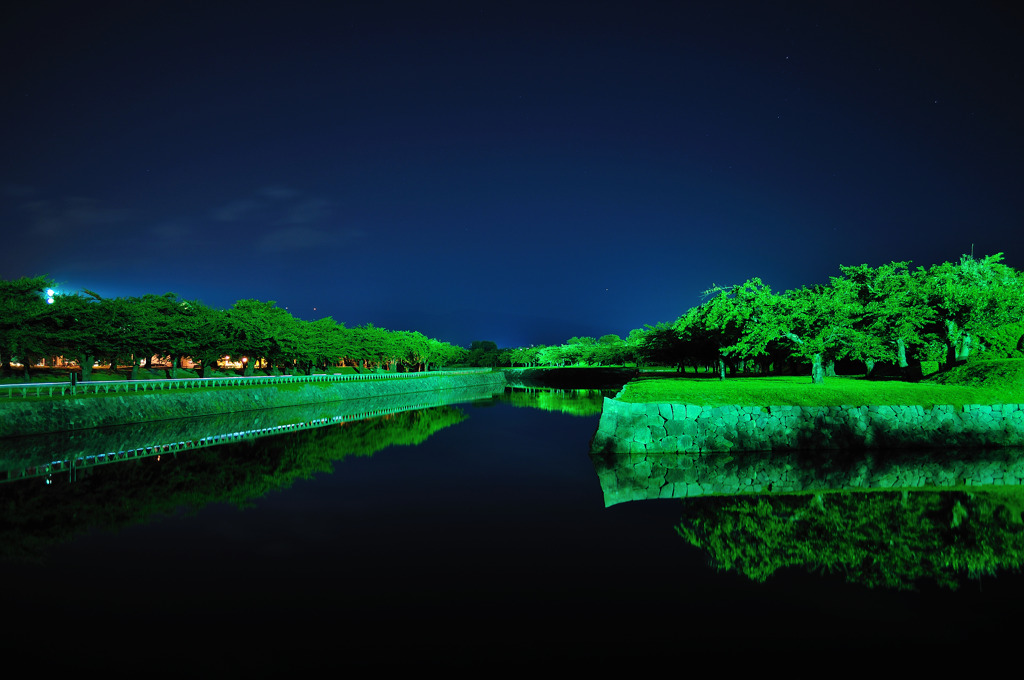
[0,371,507,437]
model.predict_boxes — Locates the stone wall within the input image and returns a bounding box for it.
[0,371,507,437]
[591,398,1024,454]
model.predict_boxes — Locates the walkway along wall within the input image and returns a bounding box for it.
[591,398,1024,455]
[0,371,507,437]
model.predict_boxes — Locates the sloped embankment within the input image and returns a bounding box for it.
[0,371,507,437]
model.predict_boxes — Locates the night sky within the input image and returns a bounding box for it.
[3,2,1022,348]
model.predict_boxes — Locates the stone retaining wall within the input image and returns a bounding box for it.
[0,371,507,437]
[591,398,1024,454]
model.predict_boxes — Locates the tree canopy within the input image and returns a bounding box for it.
[0,278,466,378]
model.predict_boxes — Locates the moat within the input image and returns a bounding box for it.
[3,387,1024,670]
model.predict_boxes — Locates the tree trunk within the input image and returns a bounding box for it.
[825,359,837,377]
[864,358,876,378]
[956,332,973,361]
[717,357,726,380]
[943,319,974,364]
[896,337,909,369]
[810,353,824,384]
[79,355,95,382]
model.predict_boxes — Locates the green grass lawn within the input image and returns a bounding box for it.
[618,360,1024,408]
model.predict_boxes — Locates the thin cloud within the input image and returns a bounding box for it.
[21,196,132,236]
[262,186,299,200]
[212,199,260,222]
[256,225,362,252]
[280,198,332,225]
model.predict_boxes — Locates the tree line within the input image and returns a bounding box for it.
[0,276,467,380]
[497,253,1024,383]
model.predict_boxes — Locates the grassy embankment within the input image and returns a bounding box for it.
[0,365,366,385]
[0,365,481,403]
[617,359,1024,409]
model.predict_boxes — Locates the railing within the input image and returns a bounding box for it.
[0,368,493,399]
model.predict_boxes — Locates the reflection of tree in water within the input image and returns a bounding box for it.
[0,406,466,562]
[676,490,1024,590]
[500,387,611,417]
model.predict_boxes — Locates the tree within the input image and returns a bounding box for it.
[638,321,688,371]
[625,328,650,368]
[773,284,859,384]
[119,293,189,374]
[467,340,501,367]
[920,253,1024,364]
[836,261,934,376]
[226,299,302,374]
[0,275,53,376]
[179,302,233,377]
[689,278,780,379]
[41,290,115,382]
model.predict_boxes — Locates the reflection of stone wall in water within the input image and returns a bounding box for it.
[0,405,470,562]
[591,398,1024,454]
[590,447,1024,507]
[1,383,502,479]
[674,490,1024,590]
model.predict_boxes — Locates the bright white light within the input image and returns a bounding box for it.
[46,289,54,296]
[46,297,54,304]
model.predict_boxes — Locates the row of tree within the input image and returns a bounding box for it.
[0,276,467,380]
[498,253,1024,382]
[657,253,1024,382]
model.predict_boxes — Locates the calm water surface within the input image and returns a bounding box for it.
[2,388,1023,671]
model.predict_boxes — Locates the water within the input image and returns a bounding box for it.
[3,388,1024,671]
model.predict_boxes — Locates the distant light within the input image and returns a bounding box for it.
[46,296,54,304]
[46,289,54,296]
[46,288,56,304]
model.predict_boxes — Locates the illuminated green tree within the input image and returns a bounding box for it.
[625,328,650,368]
[773,284,858,384]
[427,339,466,369]
[113,293,190,373]
[226,299,301,374]
[921,253,1024,364]
[179,302,234,377]
[688,278,780,379]
[834,262,934,376]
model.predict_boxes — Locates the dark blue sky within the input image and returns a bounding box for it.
[3,1,1022,347]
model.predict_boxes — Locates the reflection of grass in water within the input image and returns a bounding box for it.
[676,489,1024,590]
[0,406,467,562]
[502,388,610,417]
